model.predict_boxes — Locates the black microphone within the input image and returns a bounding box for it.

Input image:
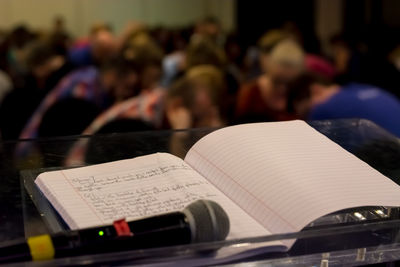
[0,199,230,263]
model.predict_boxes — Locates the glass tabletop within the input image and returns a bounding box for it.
[1,118,400,266]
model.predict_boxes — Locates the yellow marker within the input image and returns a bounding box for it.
[27,235,55,261]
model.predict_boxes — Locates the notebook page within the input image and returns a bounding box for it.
[35,153,273,241]
[185,120,400,247]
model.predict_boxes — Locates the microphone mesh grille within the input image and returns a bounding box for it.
[184,200,230,243]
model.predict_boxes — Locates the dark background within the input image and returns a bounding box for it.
[237,0,400,54]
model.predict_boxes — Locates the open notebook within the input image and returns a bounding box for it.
[35,120,400,252]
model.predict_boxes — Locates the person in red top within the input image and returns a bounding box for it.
[235,38,305,123]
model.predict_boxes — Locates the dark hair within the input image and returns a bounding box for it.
[167,77,195,108]
[100,57,139,77]
[287,72,332,113]
[122,33,164,73]
[186,36,226,69]
[26,42,57,69]
[38,98,101,137]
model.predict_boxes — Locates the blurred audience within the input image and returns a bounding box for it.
[194,16,222,46]
[122,32,164,97]
[166,65,227,129]
[68,25,118,68]
[64,87,164,166]
[0,41,72,139]
[287,72,400,137]
[0,14,397,154]
[235,38,304,123]
[19,57,137,140]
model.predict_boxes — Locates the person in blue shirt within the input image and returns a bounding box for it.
[287,72,400,137]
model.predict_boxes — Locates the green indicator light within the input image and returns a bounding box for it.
[99,230,104,236]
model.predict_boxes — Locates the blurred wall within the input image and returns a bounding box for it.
[237,0,317,50]
[315,0,343,55]
[0,0,236,37]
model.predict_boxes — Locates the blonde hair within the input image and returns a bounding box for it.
[269,39,305,69]
[186,36,226,69]
[185,64,226,106]
[168,65,226,109]
[123,32,164,71]
[258,29,289,53]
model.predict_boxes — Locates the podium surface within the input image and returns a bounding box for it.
[1,119,400,266]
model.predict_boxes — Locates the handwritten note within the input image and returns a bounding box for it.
[70,163,193,191]
[35,153,270,239]
[74,177,216,220]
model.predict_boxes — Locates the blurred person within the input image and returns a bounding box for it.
[329,34,364,85]
[282,20,321,54]
[185,35,226,70]
[0,28,10,71]
[25,42,72,92]
[58,33,164,165]
[64,84,165,167]
[0,70,12,105]
[151,26,173,54]
[116,21,147,49]
[235,39,304,123]
[34,97,102,166]
[287,72,400,137]
[243,28,333,82]
[68,26,118,67]
[225,33,244,83]
[0,28,6,43]
[383,44,400,98]
[160,28,191,88]
[71,87,164,138]
[361,30,400,99]
[171,28,191,52]
[166,65,227,158]
[161,44,186,88]
[5,25,36,83]
[242,29,289,82]
[185,35,240,113]
[224,32,252,109]
[49,15,72,56]
[0,41,72,139]
[122,32,164,98]
[281,24,335,80]
[194,16,222,45]
[304,54,335,81]
[18,58,139,140]
[166,65,227,129]
[71,22,112,49]
[52,15,68,36]
[329,32,400,99]
[38,98,101,137]
[153,34,227,89]
[283,23,335,80]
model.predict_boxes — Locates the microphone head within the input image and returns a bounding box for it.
[183,199,230,243]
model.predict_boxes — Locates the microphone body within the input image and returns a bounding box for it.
[54,211,192,257]
[0,199,230,263]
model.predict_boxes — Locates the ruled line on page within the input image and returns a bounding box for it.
[185,120,400,241]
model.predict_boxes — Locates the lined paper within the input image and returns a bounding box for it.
[185,120,400,247]
[35,153,272,241]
